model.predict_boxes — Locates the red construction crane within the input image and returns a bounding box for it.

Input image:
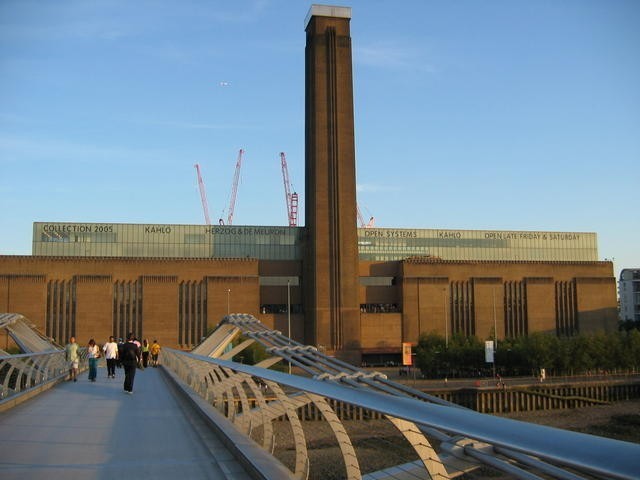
[193,163,211,225]
[220,148,244,225]
[357,204,375,228]
[280,152,299,227]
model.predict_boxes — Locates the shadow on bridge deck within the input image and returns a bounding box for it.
[0,365,252,480]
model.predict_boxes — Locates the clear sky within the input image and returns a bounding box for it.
[1,1,639,276]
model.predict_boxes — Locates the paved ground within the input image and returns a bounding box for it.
[0,365,251,480]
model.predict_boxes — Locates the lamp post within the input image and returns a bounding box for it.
[442,286,449,383]
[492,286,497,379]
[287,279,291,374]
[443,287,448,349]
[227,289,231,316]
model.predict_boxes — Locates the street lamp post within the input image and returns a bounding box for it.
[492,286,497,379]
[442,286,449,383]
[227,289,231,316]
[287,279,291,374]
[443,287,448,349]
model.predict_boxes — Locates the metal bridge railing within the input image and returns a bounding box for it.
[163,314,640,480]
[0,312,88,407]
[0,349,88,403]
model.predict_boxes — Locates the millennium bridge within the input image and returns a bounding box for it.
[1,312,638,480]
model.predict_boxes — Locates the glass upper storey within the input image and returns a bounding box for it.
[357,227,597,262]
[32,222,598,262]
[33,223,304,260]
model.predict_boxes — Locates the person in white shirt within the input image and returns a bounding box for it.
[87,339,100,382]
[103,336,119,378]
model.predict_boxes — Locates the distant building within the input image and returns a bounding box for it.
[619,269,640,322]
[1,223,618,364]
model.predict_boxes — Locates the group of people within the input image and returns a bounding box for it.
[64,335,161,394]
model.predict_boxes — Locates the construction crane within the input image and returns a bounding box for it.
[219,148,244,225]
[194,163,211,225]
[357,204,375,228]
[280,152,299,227]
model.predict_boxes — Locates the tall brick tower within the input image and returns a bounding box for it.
[304,5,360,363]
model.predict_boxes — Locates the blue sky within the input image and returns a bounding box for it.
[1,1,639,276]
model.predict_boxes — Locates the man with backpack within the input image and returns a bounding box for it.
[121,333,141,394]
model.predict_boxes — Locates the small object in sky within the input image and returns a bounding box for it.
[219,81,230,87]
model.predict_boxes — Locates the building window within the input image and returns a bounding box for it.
[451,281,475,336]
[359,303,400,313]
[359,276,395,286]
[555,280,577,336]
[259,276,299,286]
[505,281,527,338]
[178,281,207,348]
[46,280,76,343]
[260,304,303,314]
[113,280,142,340]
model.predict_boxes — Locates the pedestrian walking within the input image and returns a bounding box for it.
[103,336,119,378]
[121,332,141,394]
[116,338,124,369]
[65,336,79,382]
[150,339,161,367]
[141,339,150,368]
[87,339,100,382]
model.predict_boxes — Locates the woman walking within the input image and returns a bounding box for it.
[87,338,100,382]
[141,339,150,368]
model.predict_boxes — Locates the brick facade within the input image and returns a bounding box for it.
[0,256,618,358]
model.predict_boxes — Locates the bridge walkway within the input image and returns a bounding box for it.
[0,365,252,480]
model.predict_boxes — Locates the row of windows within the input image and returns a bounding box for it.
[34,242,302,260]
[360,303,400,313]
[211,244,301,260]
[260,304,304,314]
[359,237,596,249]
[39,232,298,248]
[360,248,596,262]
[359,238,509,248]
[33,240,596,262]
[40,232,117,243]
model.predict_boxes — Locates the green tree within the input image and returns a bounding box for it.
[415,332,447,378]
[446,334,484,377]
[231,336,267,365]
[553,336,573,375]
[515,333,555,375]
[570,335,600,373]
[418,330,640,378]
[625,330,640,370]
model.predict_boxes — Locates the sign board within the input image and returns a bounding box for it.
[485,340,495,363]
[402,342,413,366]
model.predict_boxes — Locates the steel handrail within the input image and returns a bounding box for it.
[165,347,640,480]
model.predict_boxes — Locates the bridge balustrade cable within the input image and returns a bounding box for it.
[234,317,460,408]
[174,314,640,480]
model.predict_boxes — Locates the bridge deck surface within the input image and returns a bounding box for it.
[0,366,251,480]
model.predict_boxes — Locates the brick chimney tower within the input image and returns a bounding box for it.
[304,5,361,363]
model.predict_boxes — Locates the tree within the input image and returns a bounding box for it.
[415,332,447,378]
[553,336,573,375]
[416,330,640,378]
[624,329,640,371]
[569,335,598,373]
